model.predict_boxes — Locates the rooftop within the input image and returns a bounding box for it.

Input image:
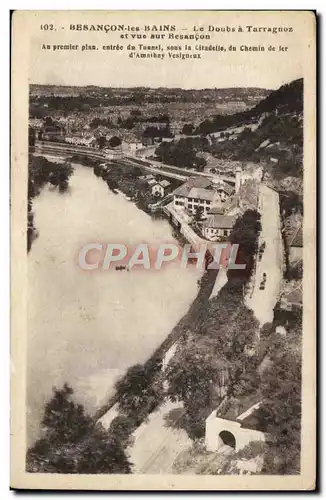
[203,214,237,229]
[159,180,171,188]
[174,176,213,197]
[217,394,262,428]
[187,187,216,202]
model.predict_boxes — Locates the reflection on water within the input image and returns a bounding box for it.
[27,164,201,443]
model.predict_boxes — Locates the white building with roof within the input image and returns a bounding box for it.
[152,179,171,198]
[202,213,237,241]
[173,177,230,217]
[205,399,266,453]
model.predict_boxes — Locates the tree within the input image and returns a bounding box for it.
[166,335,230,437]
[44,116,54,126]
[76,423,132,474]
[108,136,122,148]
[96,136,107,149]
[26,384,132,474]
[182,123,194,135]
[258,339,301,474]
[29,156,74,195]
[115,363,163,421]
[227,210,261,284]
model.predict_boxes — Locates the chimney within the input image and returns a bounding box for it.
[235,166,242,193]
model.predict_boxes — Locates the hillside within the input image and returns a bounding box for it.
[196,79,303,133]
[198,79,303,183]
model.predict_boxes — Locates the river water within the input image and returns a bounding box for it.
[27,163,201,444]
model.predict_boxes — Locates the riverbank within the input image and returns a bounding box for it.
[28,155,74,252]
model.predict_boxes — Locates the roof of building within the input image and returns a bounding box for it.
[217,394,262,426]
[160,180,171,188]
[203,214,237,229]
[187,187,216,202]
[174,177,212,197]
[211,180,234,196]
[122,132,142,143]
[208,204,225,215]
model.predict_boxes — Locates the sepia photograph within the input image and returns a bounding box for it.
[11,10,316,490]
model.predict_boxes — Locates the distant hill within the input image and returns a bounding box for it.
[196,79,303,134]
[29,84,269,108]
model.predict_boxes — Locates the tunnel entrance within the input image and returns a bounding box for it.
[219,430,236,449]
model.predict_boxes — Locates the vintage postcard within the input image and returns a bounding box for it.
[11,10,316,490]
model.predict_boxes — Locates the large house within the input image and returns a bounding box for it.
[173,177,232,217]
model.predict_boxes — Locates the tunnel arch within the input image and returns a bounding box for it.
[218,430,236,449]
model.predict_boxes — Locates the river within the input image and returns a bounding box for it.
[27,163,201,444]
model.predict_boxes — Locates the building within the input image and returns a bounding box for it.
[65,135,97,147]
[39,122,66,141]
[173,177,225,217]
[205,398,266,453]
[202,212,237,241]
[200,177,258,241]
[211,179,234,202]
[29,118,43,130]
[152,180,171,198]
[221,178,259,217]
[122,133,143,154]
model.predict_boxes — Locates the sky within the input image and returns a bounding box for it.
[29,11,306,90]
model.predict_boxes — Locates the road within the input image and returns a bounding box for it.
[245,185,283,326]
[128,400,192,474]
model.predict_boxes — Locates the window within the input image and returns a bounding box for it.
[224,230,228,236]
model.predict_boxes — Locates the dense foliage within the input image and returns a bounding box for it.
[115,362,163,425]
[227,209,262,285]
[26,384,132,474]
[166,280,260,439]
[258,330,302,474]
[155,137,208,170]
